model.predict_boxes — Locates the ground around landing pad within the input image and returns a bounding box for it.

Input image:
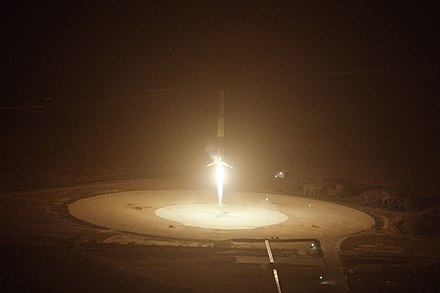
[68,189,374,240]
[2,181,438,293]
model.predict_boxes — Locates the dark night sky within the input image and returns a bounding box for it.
[2,1,439,103]
[0,1,439,191]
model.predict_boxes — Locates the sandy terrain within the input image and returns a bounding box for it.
[0,178,439,292]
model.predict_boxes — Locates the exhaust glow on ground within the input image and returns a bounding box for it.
[215,161,224,207]
[155,203,288,229]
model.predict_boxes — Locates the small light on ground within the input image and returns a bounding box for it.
[274,171,285,179]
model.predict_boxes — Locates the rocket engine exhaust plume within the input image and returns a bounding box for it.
[216,160,225,207]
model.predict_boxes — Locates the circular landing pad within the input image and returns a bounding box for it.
[68,190,374,240]
[155,204,288,229]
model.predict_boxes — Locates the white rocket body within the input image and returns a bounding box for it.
[207,91,232,168]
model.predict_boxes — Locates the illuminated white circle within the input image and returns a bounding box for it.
[155,203,288,229]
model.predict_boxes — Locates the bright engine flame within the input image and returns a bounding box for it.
[215,161,224,207]
[207,156,232,207]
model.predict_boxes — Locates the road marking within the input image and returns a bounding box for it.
[265,239,275,262]
[272,268,282,293]
[265,240,282,293]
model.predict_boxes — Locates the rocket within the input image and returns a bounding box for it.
[207,91,233,168]
[217,91,224,144]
